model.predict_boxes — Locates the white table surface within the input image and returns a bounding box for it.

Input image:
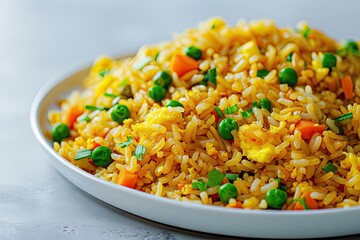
[2,0,360,239]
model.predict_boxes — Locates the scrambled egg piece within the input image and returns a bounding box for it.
[240,141,277,163]
[238,124,277,163]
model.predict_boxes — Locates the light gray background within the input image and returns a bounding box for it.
[1,0,360,239]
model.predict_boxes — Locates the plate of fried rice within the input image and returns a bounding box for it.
[31,18,360,238]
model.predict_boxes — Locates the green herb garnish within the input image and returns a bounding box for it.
[207,168,225,187]
[257,69,269,78]
[99,69,110,78]
[134,144,146,160]
[334,112,353,122]
[85,105,109,111]
[214,106,224,118]
[191,181,207,191]
[117,136,134,148]
[75,149,92,160]
[303,26,311,38]
[208,68,217,86]
[225,104,239,115]
[322,163,338,173]
[225,173,239,182]
[104,92,117,98]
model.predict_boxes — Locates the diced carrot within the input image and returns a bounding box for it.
[293,192,318,210]
[226,201,243,208]
[177,183,184,190]
[65,106,84,129]
[221,177,229,185]
[170,54,199,77]
[91,142,101,151]
[341,76,353,99]
[211,110,221,123]
[295,119,326,140]
[116,169,138,188]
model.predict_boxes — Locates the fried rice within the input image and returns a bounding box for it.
[48,17,360,210]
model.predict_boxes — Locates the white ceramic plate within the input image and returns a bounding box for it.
[31,60,360,239]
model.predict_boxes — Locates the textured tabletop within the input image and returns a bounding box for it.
[1,0,360,239]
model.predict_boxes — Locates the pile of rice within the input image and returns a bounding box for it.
[49,18,360,210]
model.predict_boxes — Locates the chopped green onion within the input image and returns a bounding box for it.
[334,112,353,122]
[225,173,239,182]
[117,136,134,148]
[79,115,90,122]
[184,46,202,60]
[166,100,184,108]
[134,144,146,161]
[240,101,259,119]
[286,52,293,62]
[119,78,129,87]
[259,98,272,112]
[207,168,225,187]
[191,181,207,191]
[75,149,92,160]
[322,53,337,68]
[208,68,217,86]
[224,104,239,115]
[241,110,253,119]
[77,113,90,122]
[322,163,338,173]
[85,105,109,111]
[214,106,224,118]
[303,26,311,38]
[257,69,269,78]
[104,92,117,98]
[99,69,110,78]
[154,52,160,61]
[134,57,152,70]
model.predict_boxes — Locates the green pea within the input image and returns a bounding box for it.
[111,104,130,124]
[278,68,298,87]
[257,69,269,78]
[148,85,166,102]
[166,100,184,108]
[51,123,70,143]
[218,183,238,203]
[218,118,239,140]
[265,188,287,209]
[153,71,172,89]
[259,98,271,112]
[91,146,112,167]
[184,46,202,60]
[322,53,337,68]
